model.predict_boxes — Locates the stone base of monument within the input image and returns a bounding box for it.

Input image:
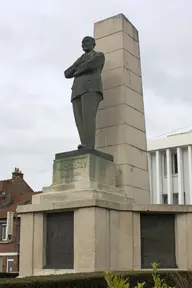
[31,149,132,206]
[17,149,192,277]
[17,149,135,277]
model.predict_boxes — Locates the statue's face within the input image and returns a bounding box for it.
[82,37,95,52]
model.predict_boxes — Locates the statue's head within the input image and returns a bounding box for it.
[82,36,96,52]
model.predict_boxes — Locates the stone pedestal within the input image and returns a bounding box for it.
[32,149,132,206]
[17,149,134,277]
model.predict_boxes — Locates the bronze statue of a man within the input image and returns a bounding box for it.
[64,36,105,150]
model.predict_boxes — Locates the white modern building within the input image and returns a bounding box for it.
[147,131,192,205]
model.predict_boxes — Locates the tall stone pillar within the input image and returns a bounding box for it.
[94,14,150,204]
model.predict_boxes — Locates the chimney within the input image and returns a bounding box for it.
[12,167,24,179]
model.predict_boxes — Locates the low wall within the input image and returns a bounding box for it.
[17,202,192,277]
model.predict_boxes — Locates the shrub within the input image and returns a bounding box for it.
[105,270,145,288]
[0,272,18,278]
[171,271,192,288]
[0,264,190,288]
[105,263,175,288]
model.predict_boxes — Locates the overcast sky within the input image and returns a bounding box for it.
[0,0,192,190]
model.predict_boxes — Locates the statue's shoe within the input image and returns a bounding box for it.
[77,144,94,150]
[77,144,88,149]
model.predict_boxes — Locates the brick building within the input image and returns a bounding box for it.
[0,168,40,272]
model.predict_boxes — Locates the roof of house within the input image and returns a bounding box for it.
[0,192,42,218]
[0,169,42,218]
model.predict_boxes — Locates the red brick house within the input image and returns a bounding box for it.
[0,168,41,272]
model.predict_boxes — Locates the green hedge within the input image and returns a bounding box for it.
[0,270,189,288]
[0,272,18,278]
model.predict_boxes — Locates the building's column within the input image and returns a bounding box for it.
[147,153,153,203]
[188,145,192,204]
[166,149,172,204]
[94,14,150,204]
[177,147,184,204]
[156,150,161,204]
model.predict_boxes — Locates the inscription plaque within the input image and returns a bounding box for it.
[59,158,87,170]
[53,157,87,184]
[141,213,177,269]
[45,212,74,269]
[51,149,116,188]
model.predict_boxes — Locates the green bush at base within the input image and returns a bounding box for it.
[0,263,191,288]
[105,263,175,288]
[0,272,179,288]
[0,272,18,279]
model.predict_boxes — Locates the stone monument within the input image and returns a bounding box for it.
[17,14,153,277]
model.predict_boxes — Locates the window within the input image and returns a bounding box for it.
[173,193,178,204]
[172,152,178,175]
[6,257,14,272]
[0,223,7,241]
[162,194,168,204]
[0,257,2,272]
[163,193,185,204]
[163,153,167,176]
[163,151,178,176]
[184,192,186,205]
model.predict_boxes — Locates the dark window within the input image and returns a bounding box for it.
[163,153,167,177]
[163,193,185,205]
[173,193,178,204]
[141,213,177,269]
[0,222,6,241]
[45,212,74,269]
[163,151,178,176]
[162,194,168,204]
[16,218,20,260]
[7,257,14,272]
[0,257,2,272]
[172,152,178,175]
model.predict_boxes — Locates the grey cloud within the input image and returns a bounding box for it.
[0,136,78,156]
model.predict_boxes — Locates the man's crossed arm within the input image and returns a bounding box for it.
[64,52,105,79]
[74,52,104,77]
[64,55,84,79]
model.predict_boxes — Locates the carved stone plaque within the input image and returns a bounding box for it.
[45,212,74,269]
[140,213,177,269]
[51,149,116,188]
[53,156,88,185]
[59,157,87,182]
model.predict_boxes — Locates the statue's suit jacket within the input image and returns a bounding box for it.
[64,50,105,101]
